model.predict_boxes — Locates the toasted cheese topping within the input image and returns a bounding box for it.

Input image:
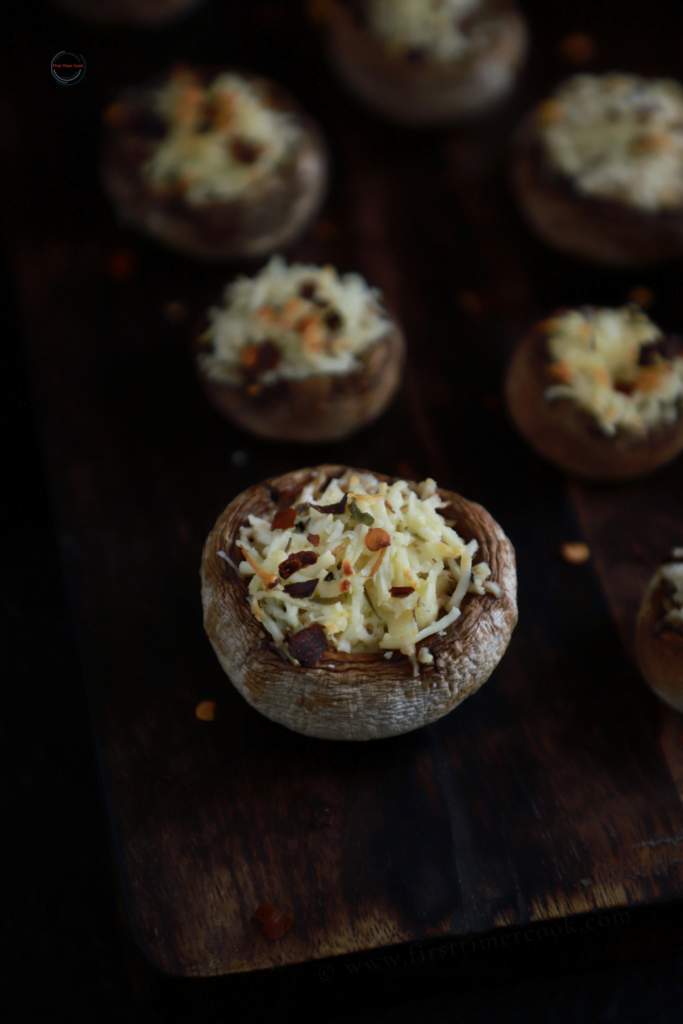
[142,68,301,205]
[197,256,394,385]
[538,74,683,211]
[655,549,683,633]
[232,470,499,671]
[366,0,492,63]
[543,306,683,436]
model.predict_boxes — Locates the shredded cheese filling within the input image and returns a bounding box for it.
[233,470,500,673]
[197,256,393,385]
[538,74,683,211]
[543,306,683,436]
[656,549,683,633]
[142,69,302,205]
[366,0,496,63]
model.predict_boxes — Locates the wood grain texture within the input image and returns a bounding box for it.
[2,0,683,999]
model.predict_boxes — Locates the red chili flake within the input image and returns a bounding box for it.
[106,250,136,280]
[231,137,263,163]
[339,578,351,593]
[390,586,415,598]
[299,280,317,300]
[272,507,297,531]
[365,528,391,552]
[307,533,320,546]
[254,904,293,940]
[324,310,342,331]
[270,484,302,509]
[342,560,353,577]
[310,494,348,515]
[283,578,318,599]
[288,623,328,666]
[278,550,318,579]
[240,341,281,374]
[614,381,635,395]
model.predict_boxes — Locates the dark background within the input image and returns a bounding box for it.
[3,1,683,1021]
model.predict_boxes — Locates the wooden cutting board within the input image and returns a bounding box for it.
[2,0,683,1018]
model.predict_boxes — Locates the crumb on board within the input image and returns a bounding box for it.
[457,290,485,316]
[558,32,597,65]
[253,903,293,940]
[162,300,188,322]
[560,541,591,564]
[106,249,137,280]
[628,286,654,309]
[195,700,216,720]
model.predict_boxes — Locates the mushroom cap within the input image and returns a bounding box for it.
[101,67,328,261]
[313,0,528,125]
[195,318,405,444]
[512,113,683,267]
[201,465,518,740]
[636,571,683,712]
[504,320,683,480]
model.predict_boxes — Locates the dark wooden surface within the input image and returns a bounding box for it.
[3,0,683,1018]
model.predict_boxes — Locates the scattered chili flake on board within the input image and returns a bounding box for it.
[272,507,297,531]
[628,286,653,309]
[558,32,597,65]
[106,250,136,280]
[253,904,293,940]
[162,300,187,323]
[278,549,318,579]
[288,623,328,666]
[283,578,318,599]
[560,541,590,564]
[195,700,216,721]
[311,220,336,240]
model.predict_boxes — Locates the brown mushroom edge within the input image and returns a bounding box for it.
[101,69,328,261]
[195,320,405,443]
[636,572,683,712]
[200,464,518,741]
[313,0,528,126]
[504,321,683,480]
[511,114,683,267]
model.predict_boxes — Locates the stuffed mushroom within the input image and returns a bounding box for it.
[201,465,517,740]
[636,550,683,712]
[512,73,683,266]
[101,65,328,260]
[194,256,405,442]
[311,0,528,126]
[505,305,683,480]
